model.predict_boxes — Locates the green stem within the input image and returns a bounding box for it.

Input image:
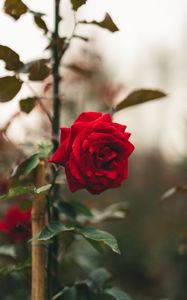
[47,0,61,299]
[52,0,61,149]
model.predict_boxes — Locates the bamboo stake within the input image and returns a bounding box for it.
[32,160,46,300]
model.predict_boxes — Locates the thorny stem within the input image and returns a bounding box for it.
[47,0,61,299]
[52,0,61,147]
[46,166,60,223]
[47,2,80,299]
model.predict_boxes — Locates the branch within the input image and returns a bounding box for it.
[25,80,52,123]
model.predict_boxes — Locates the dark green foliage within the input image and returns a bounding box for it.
[27,59,50,81]
[12,153,40,179]
[34,15,48,34]
[88,268,111,291]
[116,89,166,111]
[0,184,51,201]
[55,200,92,221]
[105,287,133,300]
[0,259,31,276]
[35,222,74,241]
[0,45,24,71]
[77,227,121,255]
[19,97,37,114]
[0,76,22,102]
[4,0,28,20]
[79,13,119,33]
[70,0,87,11]
[71,201,93,217]
[52,269,132,300]
[55,202,77,220]
[36,222,120,254]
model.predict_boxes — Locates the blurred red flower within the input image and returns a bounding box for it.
[0,206,31,243]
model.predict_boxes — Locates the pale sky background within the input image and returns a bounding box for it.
[0,0,187,160]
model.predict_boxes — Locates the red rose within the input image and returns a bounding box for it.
[49,112,134,194]
[0,206,31,243]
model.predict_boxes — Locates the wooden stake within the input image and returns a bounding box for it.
[32,160,46,300]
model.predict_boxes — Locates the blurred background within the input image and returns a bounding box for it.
[0,1,187,299]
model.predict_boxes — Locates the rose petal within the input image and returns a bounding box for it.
[112,122,126,132]
[126,141,135,156]
[124,132,131,140]
[67,122,89,154]
[60,128,70,143]
[74,112,102,123]
[97,113,112,123]
[65,163,84,192]
[49,141,67,165]
[69,154,86,184]
[122,160,128,179]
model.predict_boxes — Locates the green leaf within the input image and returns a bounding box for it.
[4,0,28,20]
[26,59,50,81]
[76,227,120,254]
[88,268,111,290]
[161,185,187,200]
[34,15,48,34]
[0,245,16,258]
[0,184,51,201]
[71,0,87,11]
[55,202,76,220]
[19,97,37,113]
[38,141,54,158]
[76,284,94,300]
[93,294,114,300]
[0,76,23,102]
[79,13,119,32]
[35,184,51,194]
[91,203,127,224]
[55,201,92,220]
[86,239,106,254]
[0,259,31,276]
[105,287,133,300]
[53,286,77,300]
[61,286,76,300]
[0,186,35,201]
[0,45,24,71]
[71,201,92,217]
[116,89,166,111]
[36,222,74,241]
[12,153,40,179]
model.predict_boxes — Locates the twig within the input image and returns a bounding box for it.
[1,112,21,133]
[25,80,53,123]
[67,11,78,42]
